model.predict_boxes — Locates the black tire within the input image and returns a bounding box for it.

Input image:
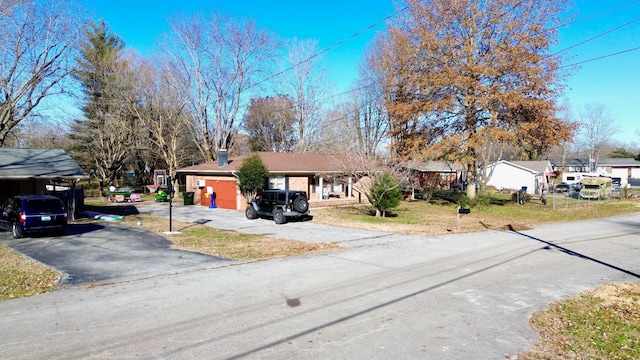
[293,196,309,213]
[12,221,23,239]
[273,209,286,224]
[246,206,258,220]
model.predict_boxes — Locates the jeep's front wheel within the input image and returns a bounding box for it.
[273,209,286,224]
[246,206,258,220]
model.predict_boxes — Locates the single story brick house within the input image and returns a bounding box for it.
[176,151,366,210]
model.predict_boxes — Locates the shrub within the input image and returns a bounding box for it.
[368,172,403,217]
[236,153,269,200]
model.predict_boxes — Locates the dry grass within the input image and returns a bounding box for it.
[0,245,59,300]
[520,282,640,359]
[311,197,640,235]
[116,212,340,260]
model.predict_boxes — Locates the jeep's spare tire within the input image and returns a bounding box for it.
[293,196,308,213]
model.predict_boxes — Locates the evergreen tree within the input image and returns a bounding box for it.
[608,147,635,159]
[68,20,133,190]
[368,172,403,217]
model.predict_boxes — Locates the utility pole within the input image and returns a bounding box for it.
[167,176,174,232]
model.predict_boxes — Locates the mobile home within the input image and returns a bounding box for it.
[562,172,595,185]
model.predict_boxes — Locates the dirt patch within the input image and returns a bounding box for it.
[498,223,532,231]
[590,282,640,307]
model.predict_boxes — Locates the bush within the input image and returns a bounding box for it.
[236,153,269,200]
[511,191,531,203]
[469,193,492,209]
[431,190,465,205]
[368,172,403,217]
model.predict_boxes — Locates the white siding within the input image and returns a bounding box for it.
[486,163,537,193]
[610,168,628,179]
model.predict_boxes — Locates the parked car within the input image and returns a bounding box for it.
[0,195,67,238]
[246,189,310,224]
[554,182,581,193]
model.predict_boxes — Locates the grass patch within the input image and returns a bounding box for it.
[0,244,60,300]
[311,197,640,235]
[115,212,340,261]
[520,282,640,359]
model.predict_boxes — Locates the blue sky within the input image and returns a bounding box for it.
[85,0,640,146]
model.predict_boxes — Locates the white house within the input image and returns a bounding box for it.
[484,160,554,194]
[595,158,640,186]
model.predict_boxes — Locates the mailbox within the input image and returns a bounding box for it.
[458,207,471,214]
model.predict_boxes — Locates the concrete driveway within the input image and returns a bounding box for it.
[140,202,398,246]
[0,221,233,286]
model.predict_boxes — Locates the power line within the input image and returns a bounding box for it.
[550,16,640,57]
[250,1,640,136]
[254,4,413,88]
[554,0,640,29]
[560,46,640,68]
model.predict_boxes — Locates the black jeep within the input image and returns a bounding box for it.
[246,189,310,224]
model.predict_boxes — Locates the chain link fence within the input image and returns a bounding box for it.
[547,187,636,209]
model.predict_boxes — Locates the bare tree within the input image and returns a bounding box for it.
[313,106,356,155]
[277,38,328,153]
[352,38,394,157]
[12,116,71,149]
[337,153,412,216]
[0,0,21,17]
[0,0,84,145]
[127,57,194,188]
[579,102,618,170]
[162,13,278,161]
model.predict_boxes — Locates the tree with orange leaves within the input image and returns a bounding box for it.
[377,0,577,197]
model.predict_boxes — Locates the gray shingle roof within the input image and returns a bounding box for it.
[413,160,466,172]
[597,158,640,166]
[0,148,89,180]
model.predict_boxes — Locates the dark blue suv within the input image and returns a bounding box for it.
[0,195,67,238]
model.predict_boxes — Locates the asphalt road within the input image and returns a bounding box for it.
[1,205,639,359]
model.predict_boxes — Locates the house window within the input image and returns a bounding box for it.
[268,176,285,190]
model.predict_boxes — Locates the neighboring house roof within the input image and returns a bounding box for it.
[509,160,553,174]
[550,158,640,169]
[178,152,355,175]
[412,160,466,173]
[597,158,640,167]
[488,160,552,175]
[0,148,89,180]
[549,158,590,168]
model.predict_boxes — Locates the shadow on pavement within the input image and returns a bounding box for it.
[507,225,640,279]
